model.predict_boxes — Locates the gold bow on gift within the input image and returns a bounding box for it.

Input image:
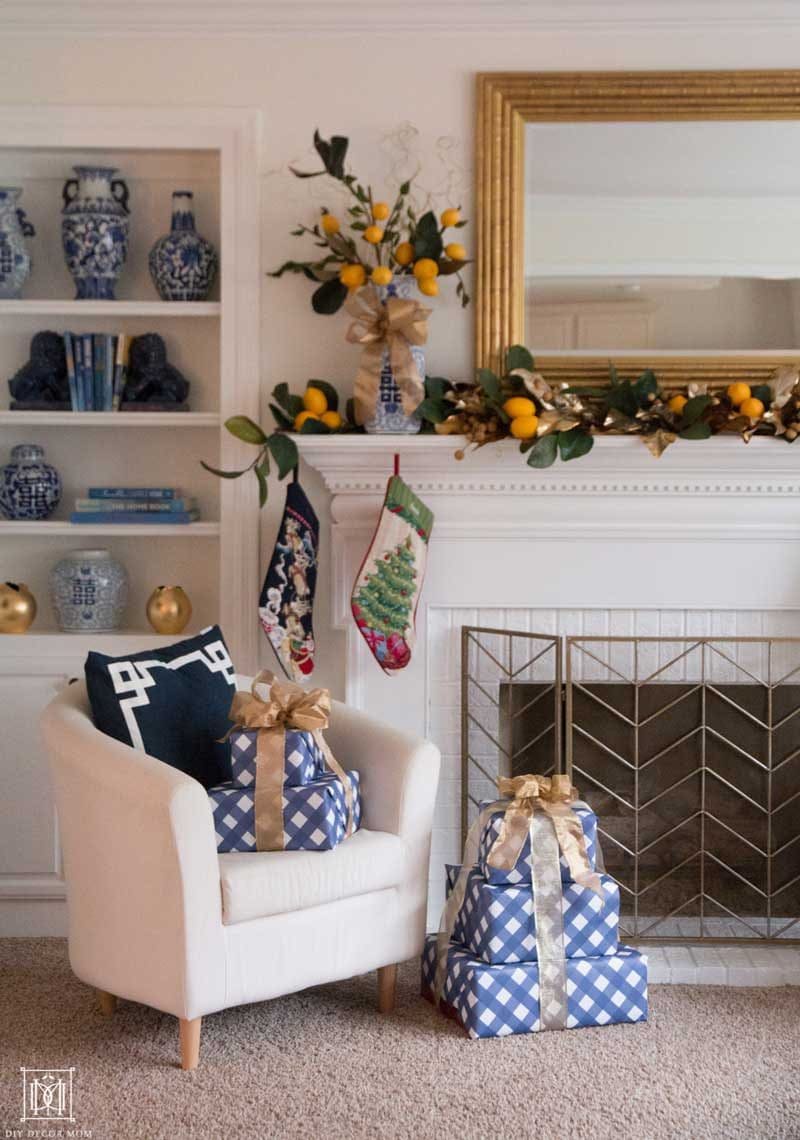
[345,289,431,424]
[227,670,354,852]
[487,773,602,895]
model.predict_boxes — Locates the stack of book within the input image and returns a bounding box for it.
[64,333,130,411]
[70,487,199,525]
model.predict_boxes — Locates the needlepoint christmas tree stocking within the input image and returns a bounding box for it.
[351,475,433,673]
[259,477,319,680]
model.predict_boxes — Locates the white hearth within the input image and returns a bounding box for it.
[298,434,800,983]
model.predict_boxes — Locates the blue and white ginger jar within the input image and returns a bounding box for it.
[149,191,218,302]
[0,444,61,520]
[62,165,130,300]
[0,188,35,300]
[50,549,128,632]
[365,277,423,435]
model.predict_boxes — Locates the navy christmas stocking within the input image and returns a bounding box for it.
[259,476,319,679]
[351,474,433,673]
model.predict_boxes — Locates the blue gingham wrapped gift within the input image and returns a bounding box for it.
[478,801,599,886]
[421,935,647,1039]
[209,770,361,854]
[445,864,620,965]
[228,727,324,788]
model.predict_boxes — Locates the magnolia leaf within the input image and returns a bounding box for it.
[505,345,534,373]
[200,461,250,479]
[681,394,711,426]
[298,417,332,434]
[269,403,294,430]
[643,430,678,458]
[414,397,451,423]
[751,384,772,408]
[311,278,348,315]
[526,433,558,468]
[557,427,594,462]
[255,456,270,508]
[225,415,267,445]
[476,368,502,401]
[425,375,452,400]
[267,433,299,479]
[413,211,443,261]
[680,421,712,440]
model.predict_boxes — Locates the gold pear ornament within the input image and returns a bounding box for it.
[146,585,192,635]
[0,581,37,633]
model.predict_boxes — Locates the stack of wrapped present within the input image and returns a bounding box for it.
[208,671,361,854]
[422,774,648,1039]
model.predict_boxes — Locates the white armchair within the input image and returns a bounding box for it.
[41,678,440,1069]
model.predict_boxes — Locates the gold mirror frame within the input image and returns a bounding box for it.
[475,70,800,381]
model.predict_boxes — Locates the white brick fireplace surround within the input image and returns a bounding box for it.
[298,433,800,986]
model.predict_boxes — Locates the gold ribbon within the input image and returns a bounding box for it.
[227,670,354,852]
[486,774,602,895]
[345,289,430,423]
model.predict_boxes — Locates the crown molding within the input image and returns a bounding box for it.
[5,1,800,38]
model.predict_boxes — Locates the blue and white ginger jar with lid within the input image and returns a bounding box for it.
[50,549,128,632]
[149,191,218,302]
[0,444,61,520]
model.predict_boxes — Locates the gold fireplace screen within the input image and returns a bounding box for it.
[461,626,800,944]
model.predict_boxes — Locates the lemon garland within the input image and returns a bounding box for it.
[414,347,800,466]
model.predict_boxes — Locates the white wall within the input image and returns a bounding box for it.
[2,10,800,700]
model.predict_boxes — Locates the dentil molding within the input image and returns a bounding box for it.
[6,1,800,36]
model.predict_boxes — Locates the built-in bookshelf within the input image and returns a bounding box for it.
[0,106,261,935]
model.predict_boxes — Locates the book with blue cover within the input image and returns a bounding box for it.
[104,334,116,410]
[93,334,105,412]
[73,335,85,410]
[63,333,79,411]
[70,510,199,525]
[73,497,196,513]
[88,487,180,500]
[80,333,94,410]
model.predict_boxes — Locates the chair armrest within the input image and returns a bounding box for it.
[325,701,440,843]
[41,682,226,1019]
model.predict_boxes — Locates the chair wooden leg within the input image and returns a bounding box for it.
[377,964,398,1014]
[179,1017,202,1071]
[97,990,116,1016]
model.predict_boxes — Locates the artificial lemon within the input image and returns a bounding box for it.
[727,382,751,407]
[510,414,539,440]
[371,266,393,286]
[303,387,328,415]
[363,225,383,244]
[413,257,439,280]
[668,395,688,414]
[444,242,467,262]
[440,207,461,227]
[418,277,439,297]
[503,396,536,419]
[739,397,765,419]
[372,201,390,221]
[321,410,343,430]
[394,242,414,266]
[339,263,366,289]
[321,213,340,236]
[294,410,320,431]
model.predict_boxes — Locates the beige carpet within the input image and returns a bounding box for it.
[1,939,798,1140]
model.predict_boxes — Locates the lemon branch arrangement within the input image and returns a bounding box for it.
[415,347,800,467]
[269,130,470,312]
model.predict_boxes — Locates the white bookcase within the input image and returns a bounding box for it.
[0,106,261,934]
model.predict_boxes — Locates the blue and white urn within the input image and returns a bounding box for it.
[364,277,424,435]
[62,165,130,300]
[0,444,61,521]
[148,191,218,302]
[50,549,128,633]
[0,188,35,300]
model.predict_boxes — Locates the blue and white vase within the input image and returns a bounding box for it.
[364,277,423,435]
[0,188,35,300]
[0,444,61,520]
[50,549,128,633]
[62,166,130,300]
[148,191,218,302]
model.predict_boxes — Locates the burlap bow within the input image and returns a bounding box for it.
[345,289,430,424]
[487,773,602,894]
[227,670,353,852]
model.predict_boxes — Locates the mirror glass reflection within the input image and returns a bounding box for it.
[525,121,800,351]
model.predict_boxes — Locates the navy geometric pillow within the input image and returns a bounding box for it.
[85,625,237,788]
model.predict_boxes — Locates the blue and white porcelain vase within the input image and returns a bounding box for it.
[364,277,423,435]
[62,166,130,300]
[148,191,218,302]
[50,549,128,633]
[0,444,61,520]
[0,188,35,299]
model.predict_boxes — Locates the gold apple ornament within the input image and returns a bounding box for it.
[0,581,37,633]
[146,585,192,635]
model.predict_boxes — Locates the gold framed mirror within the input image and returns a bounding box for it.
[475,70,800,382]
